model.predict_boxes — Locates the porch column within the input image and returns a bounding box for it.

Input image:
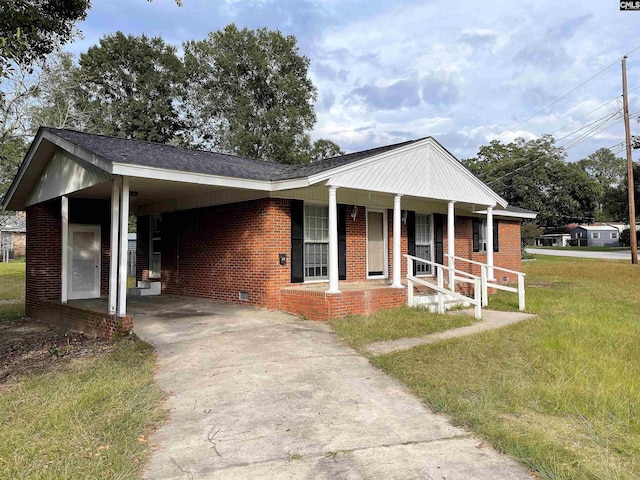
[327,185,340,294]
[117,177,129,316]
[486,206,495,280]
[392,194,403,288]
[108,178,121,315]
[61,196,69,303]
[447,201,455,289]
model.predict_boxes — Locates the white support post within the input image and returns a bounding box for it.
[447,201,455,291]
[486,206,495,280]
[327,185,340,294]
[392,194,403,288]
[61,196,69,304]
[481,265,488,307]
[518,274,526,311]
[117,177,129,316]
[406,256,414,306]
[474,277,482,319]
[108,178,121,315]
[436,266,445,314]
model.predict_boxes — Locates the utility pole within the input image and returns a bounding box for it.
[622,56,638,264]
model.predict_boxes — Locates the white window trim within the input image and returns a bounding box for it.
[415,213,434,277]
[303,202,330,282]
[365,207,388,280]
[591,232,600,239]
[611,232,619,239]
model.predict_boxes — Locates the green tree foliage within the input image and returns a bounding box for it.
[602,162,640,222]
[184,24,338,164]
[0,0,89,76]
[577,148,626,221]
[463,135,599,227]
[29,52,89,131]
[75,32,186,144]
[520,222,543,247]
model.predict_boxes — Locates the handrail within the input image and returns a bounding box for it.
[405,255,482,319]
[445,254,526,311]
[447,254,526,276]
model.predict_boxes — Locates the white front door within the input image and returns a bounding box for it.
[367,210,387,278]
[68,224,101,300]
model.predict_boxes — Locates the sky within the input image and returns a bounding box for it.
[67,0,640,162]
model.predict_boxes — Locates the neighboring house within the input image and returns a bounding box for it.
[534,223,578,247]
[570,225,620,247]
[0,215,26,261]
[2,128,536,338]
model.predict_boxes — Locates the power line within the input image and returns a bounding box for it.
[554,111,619,143]
[496,46,640,140]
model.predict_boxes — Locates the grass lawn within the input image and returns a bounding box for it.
[0,261,25,323]
[0,261,166,478]
[330,306,475,353]
[334,256,640,480]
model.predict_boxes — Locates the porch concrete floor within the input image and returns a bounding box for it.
[120,295,533,479]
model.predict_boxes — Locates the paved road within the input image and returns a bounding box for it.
[527,248,638,260]
[132,296,532,480]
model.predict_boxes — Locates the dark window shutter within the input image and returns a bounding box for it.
[472,218,480,252]
[406,211,416,273]
[493,220,499,252]
[290,200,304,283]
[338,204,347,280]
[434,213,444,265]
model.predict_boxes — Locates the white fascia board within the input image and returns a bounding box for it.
[473,208,538,219]
[270,178,310,190]
[306,138,434,185]
[112,163,274,191]
[428,140,508,208]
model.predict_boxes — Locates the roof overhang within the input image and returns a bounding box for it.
[473,208,538,220]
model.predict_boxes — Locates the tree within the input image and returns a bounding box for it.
[75,32,186,144]
[184,24,339,164]
[521,222,543,247]
[29,51,89,131]
[604,163,640,222]
[0,0,89,76]
[306,138,343,162]
[577,148,626,221]
[463,135,599,227]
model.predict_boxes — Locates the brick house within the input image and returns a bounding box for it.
[2,128,536,337]
[1,214,26,261]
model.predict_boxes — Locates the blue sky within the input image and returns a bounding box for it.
[69,0,640,161]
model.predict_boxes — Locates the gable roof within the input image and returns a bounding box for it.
[3,128,511,211]
[572,225,618,231]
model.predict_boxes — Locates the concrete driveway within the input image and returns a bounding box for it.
[133,296,532,479]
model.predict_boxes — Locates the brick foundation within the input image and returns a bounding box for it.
[28,299,133,338]
[281,285,407,321]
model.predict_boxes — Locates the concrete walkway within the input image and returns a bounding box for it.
[132,296,533,480]
[367,309,537,356]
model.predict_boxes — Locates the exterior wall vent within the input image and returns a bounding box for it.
[239,291,249,301]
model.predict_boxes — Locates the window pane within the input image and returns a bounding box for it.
[415,245,432,274]
[416,214,431,245]
[304,243,328,280]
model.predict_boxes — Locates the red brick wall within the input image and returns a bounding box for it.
[26,199,62,312]
[159,198,291,309]
[280,287,407,321]
[28,299,132,339]
[11,232,26,258]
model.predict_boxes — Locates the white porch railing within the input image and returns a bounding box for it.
[405,254,482,319]
[446,254,526,311]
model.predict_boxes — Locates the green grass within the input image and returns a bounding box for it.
[0,261,25,323]
[0,339,166,479]
[350,256,640,480]
[330,306,475,352]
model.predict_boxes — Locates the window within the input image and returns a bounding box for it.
[415,214,432,274]
[1,232,12,252]
[611,231,618,239]
[304,205,329,280]
[472,218,499,252]
[149,214,162,279]
[591,232,600,239]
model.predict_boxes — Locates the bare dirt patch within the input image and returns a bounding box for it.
[0,319,114,386]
